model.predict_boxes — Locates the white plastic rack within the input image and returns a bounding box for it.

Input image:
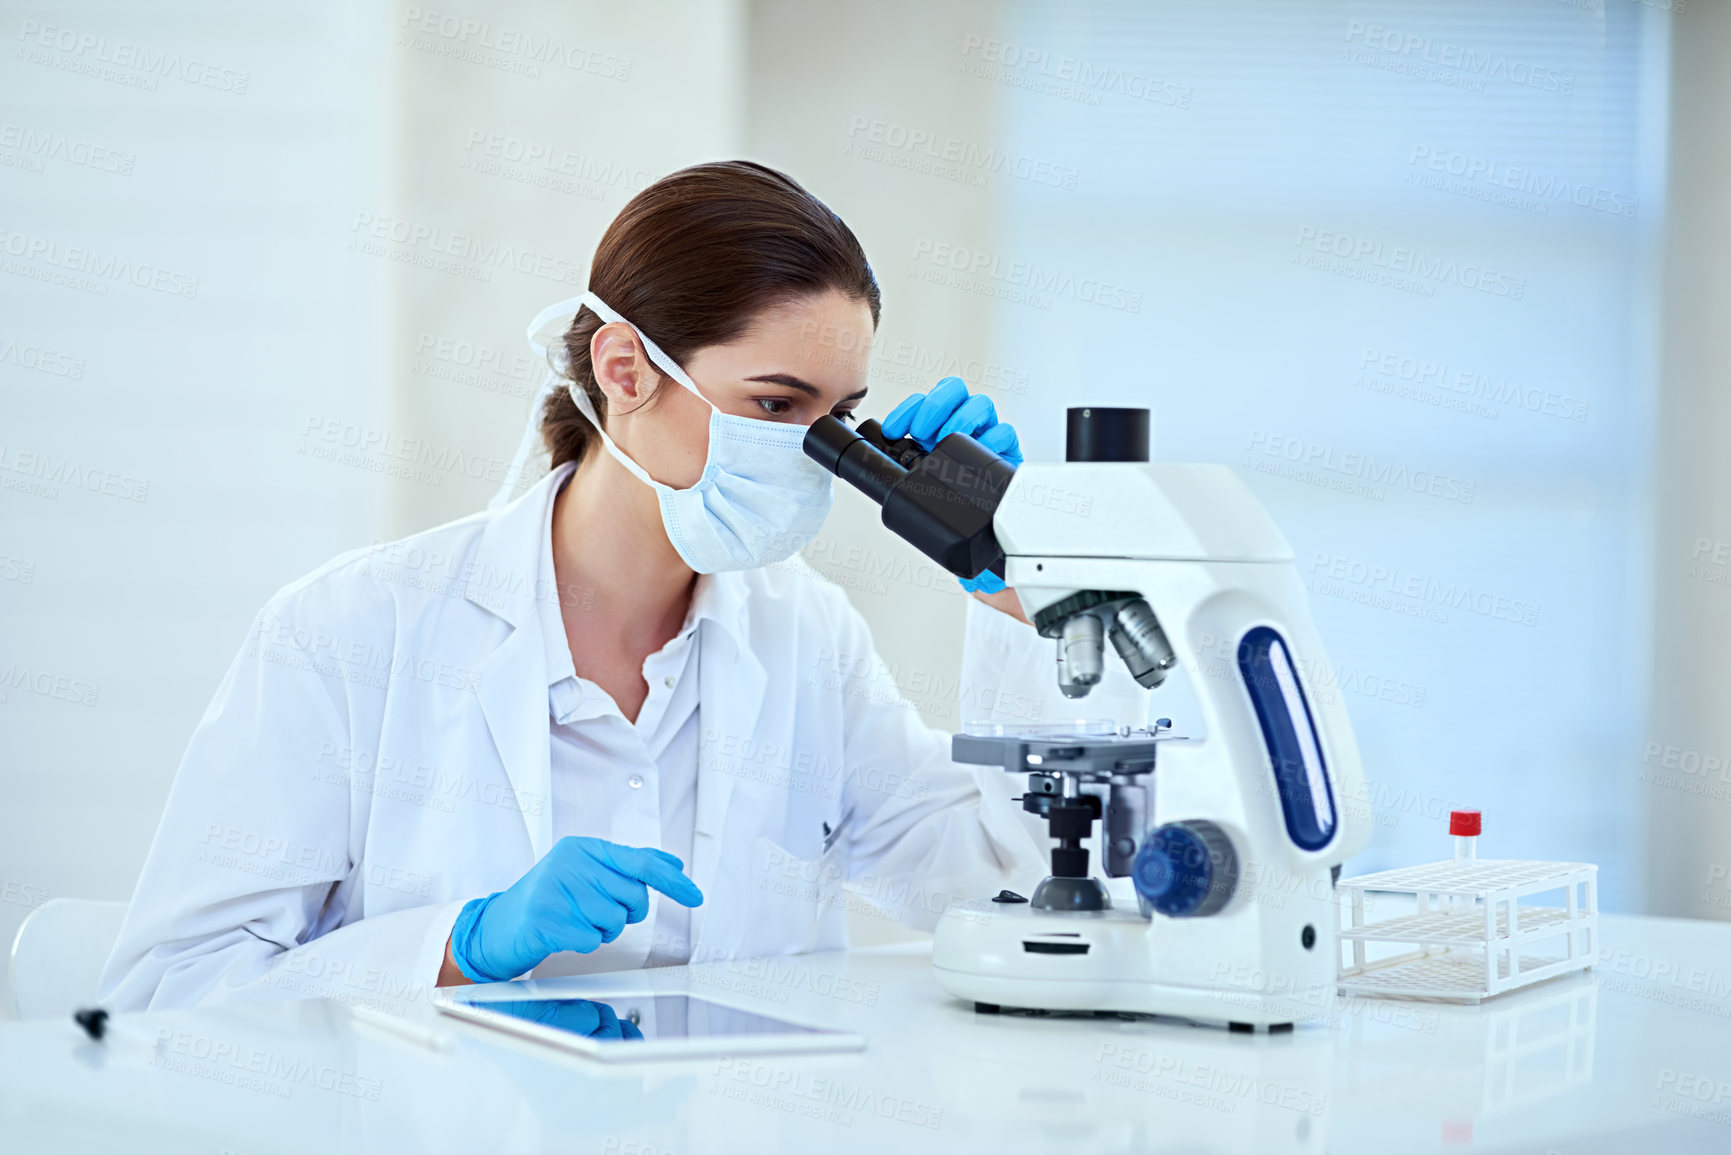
[1337,857,1598,1003]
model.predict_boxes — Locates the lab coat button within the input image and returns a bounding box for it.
[628,774,644,789]
[663,676,675,688]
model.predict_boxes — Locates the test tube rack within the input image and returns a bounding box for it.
[1336,858,1598,1004]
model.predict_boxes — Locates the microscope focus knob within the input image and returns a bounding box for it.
[1132,820,1239,918]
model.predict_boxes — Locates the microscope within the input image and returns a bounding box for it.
[804,407,1370,1029]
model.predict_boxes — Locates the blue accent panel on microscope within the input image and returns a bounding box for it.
[1237,626,1337,851]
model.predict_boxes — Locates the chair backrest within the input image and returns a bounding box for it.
[8,898,129,1020]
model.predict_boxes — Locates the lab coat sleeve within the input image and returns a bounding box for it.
[98,584,466,1012]
[830,594,1046,930]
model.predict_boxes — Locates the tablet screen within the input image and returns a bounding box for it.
[467,995,836,1045]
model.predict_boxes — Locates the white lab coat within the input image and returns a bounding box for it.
[99,468,1043,1011]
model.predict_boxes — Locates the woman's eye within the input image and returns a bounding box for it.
[834,408,858,425]
[756,397,794,417]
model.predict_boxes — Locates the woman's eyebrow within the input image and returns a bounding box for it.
[746,373,868,402]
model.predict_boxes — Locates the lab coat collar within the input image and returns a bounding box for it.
[687,568,752,656]
[464,462,765,881]
[465,463,576,628]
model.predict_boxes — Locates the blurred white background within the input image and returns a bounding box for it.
[5,0,1729,1014]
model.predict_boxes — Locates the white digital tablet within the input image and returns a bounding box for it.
[434,992,866,1062]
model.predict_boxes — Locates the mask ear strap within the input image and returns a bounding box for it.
[564,374,666,492]
[490,291,704,511]
[580,292,707,402]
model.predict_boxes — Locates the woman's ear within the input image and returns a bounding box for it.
[590,321,659,410]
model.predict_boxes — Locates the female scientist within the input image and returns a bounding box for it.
[99,161,1041,1009]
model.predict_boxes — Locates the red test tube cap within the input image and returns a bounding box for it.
[1449,810,1482,837]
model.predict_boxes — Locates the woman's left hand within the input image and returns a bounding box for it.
[882,377,1026,609]
[881,376,1023,466]
[972,583,1032,626]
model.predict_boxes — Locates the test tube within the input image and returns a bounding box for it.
[1450,809,1481,860]
[1446,809,1481,920]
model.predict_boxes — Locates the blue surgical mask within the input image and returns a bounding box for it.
[493,293,834,574]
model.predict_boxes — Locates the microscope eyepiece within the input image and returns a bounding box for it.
[1066,406,1150,463]
[802,414,864,476]
[802,414,1011,580]
[803,416,906,506]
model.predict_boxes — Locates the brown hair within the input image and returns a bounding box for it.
[542,160,881,468]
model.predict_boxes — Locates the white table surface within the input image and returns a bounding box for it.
[3,912,1729,1153]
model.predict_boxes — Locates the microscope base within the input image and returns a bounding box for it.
[931,901,1337,1028]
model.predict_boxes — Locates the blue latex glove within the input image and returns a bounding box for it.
[450,837,704,983]
[881,376,1019,594]
[881,376,1023,466]
[959,568,1007,595]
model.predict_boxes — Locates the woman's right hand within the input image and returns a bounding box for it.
[441,836,704,985]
